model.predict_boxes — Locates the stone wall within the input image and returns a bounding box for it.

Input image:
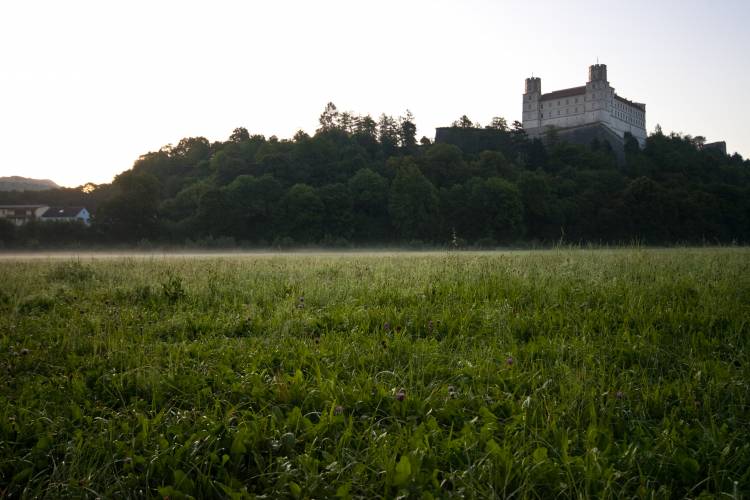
[434,127,511,155]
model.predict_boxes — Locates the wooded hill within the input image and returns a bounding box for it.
[1,104,748,247]
[0,176,59,192]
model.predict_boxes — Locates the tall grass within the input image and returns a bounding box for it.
[0,249,748,498]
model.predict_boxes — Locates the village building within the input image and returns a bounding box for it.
[0,205,50,226]
[39,207,91,226]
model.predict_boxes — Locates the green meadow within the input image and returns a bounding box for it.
[1,249,748,498]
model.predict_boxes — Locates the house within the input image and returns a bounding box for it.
[0,205,50,226]
[39,206,91,226]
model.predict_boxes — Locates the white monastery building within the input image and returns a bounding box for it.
[522,64,647,147]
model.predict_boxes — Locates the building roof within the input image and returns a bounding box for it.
[614,94,645,111]
[40,207,86,218]
[0,204,48,209]
[541,86,586,101]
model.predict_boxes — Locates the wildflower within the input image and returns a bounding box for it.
[383,322,391,332]
[297,296,305,309]
[334,405,344,415]
[506,356,514,366]
[427,320,434,332]
[616,391,624,399]
[395,388,406,402]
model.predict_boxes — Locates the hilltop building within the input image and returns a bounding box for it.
[522,64,647,148]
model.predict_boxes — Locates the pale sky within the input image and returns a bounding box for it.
[1,0,748,187]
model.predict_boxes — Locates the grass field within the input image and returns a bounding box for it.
[1,249,748,498]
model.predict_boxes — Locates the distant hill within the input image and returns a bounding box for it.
[0,176,60,191]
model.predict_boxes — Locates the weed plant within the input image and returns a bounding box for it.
[0,249,748,498]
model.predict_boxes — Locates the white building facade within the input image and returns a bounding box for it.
[40,207,91,226]
[522,64,647,147]
[0,205,49,226]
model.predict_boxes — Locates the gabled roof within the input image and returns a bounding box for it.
[541,86,586,101]
[40,207,86,218]
[0,204,48,209]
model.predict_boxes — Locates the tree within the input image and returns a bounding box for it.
[399,110,418,151]
[422,144,469,187]
[196,187,232,236]
[623,177,674,243]
[486,116,509,131]
[211,150,248,185]
[318,102,340,133]
[348,168,390,241]
[97,171,161,240]
[223,174,283,241]
[339,112,355,134]
[277,184,324,243]
[159,179,212,223]
[171,137,211,165]
[452,115,475,128]
[0,218,14,245]
[293,130,310,142]
[229,127,250,143]
[388,161,439,241]
[353,114,379,156]
[474,151,517,180]
[318,183,354,240]
[378,114,399,156]
[466,177,524,242]
[516,171,563,240]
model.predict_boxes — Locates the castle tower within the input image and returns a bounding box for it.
[588,63,608,84]
[525,76,542,94]
[585,63,611,118]
[522,76,542,130]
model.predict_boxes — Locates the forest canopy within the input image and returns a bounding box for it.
[1,103,748,247]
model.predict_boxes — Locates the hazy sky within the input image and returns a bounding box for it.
[1,0,748,187]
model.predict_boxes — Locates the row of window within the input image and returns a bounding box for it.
[529,101,643,119]
[539,93,602,108]
[614,100,643,119]
[540,107,582,118]
[534,107,645,127]
[614,110,644,127]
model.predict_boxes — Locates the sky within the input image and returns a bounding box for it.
[0,0,748,187]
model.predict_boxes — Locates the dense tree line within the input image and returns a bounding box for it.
[1,103,749,247]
